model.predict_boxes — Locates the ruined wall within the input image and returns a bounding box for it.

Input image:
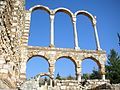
[0,0,25,88]
[20,79,111,90]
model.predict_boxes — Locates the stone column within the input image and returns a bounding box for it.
[102,75,105,80]
[49,14,55,47]
[76,67,82,82]
[100,65,106,80]
[92,17,101,50]
[48,58,55,87]
[72,16,80,50]
[49,65,55,87]
[76,60,82,82]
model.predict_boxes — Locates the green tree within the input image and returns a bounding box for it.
[106,49,120,84]
[56,73,61,80]
[90,69,101,79]
[82,68,101,80]
[82,73,90,80]
[67,75,74,80]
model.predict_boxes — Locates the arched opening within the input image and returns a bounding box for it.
[54,12,74,48]
[82,58,101,80]
[76,15,96,50]
[55,57,76,80]
[28,9,50,47]
[38,75,52,86]
[26,56,49,79]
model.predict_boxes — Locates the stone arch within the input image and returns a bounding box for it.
[53,8,74,48]
[53,8,73,18]
[55,55,77,79]
[75,10,101,50]
[37,73,54,86]
[26,55,50,79]
[27,55,50,67]
[76,12,96,50]
[37,73,53,79]
[81,56,102,79]
[28,5,50,46]
[29,5,51,14]
[56,56,77,68]
[82,56,101,69]
[75,10,95,23]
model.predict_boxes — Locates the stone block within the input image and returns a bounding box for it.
[61,86,66,89]
[0,59,5,64]
[0,69,8,74]
[3,64,10,69]
[0,64,3,69]
[57,83,61,86]
[69,83,74,86]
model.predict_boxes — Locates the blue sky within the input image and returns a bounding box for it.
[25,0,120,79]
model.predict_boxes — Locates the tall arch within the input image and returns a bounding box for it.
[28,7,50,46]
[54,10,74,48]
[75,10,101,50]
[26,56,50,79]
[76,14,96,49]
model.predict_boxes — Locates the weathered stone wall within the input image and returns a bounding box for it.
[20,79,112,90]
[111,84,120,90]
[0,0,25,88]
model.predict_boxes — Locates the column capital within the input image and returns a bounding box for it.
[72,16,76,23]
[50,14,55,20]
[92,18,97,26]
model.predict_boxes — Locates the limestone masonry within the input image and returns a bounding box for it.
[0,0,117,90]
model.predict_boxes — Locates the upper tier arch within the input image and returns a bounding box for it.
[29,5,51,14]
[53,7,74,18]
[75,10,96,23]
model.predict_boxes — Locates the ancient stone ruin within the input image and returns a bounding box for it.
[0,0,117,90]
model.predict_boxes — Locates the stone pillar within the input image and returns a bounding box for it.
[92,17,101,50]
[49,65,55,87]
[19,61,26,81]
[76,67,81,82]
[49,65,55,77]
[19,47,28,81]
[76,60,82,82]
[49,14,55,47]
[102,75,105,80]
[100,65,106,80]
[48,58,55,87]
[72,16,80,50]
